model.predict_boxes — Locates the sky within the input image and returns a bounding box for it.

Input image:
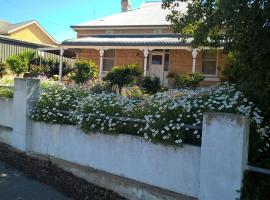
[0,0,146,42]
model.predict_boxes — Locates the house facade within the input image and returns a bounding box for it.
[61,1,227,85]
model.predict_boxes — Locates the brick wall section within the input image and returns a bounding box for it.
[78,49,100,66]
[77,49,144,70]
[169,49,193,75]
[115,49,144,69]
[77,48,228,84]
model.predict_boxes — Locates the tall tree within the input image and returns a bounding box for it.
[162,0,270,117]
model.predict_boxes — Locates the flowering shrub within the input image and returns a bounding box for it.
[31,83,91,124]
[30,82,270,167]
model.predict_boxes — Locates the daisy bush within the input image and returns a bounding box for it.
[30,82,270,167]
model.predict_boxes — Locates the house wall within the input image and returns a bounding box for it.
[76,28,173,38]
[78,49,144,69]
[115,49,144,68]
[9,23,57,46]
[78,48,227,83]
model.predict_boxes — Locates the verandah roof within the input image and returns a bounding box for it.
[62,34,193,48]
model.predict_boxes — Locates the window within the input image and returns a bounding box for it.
[152,55,163,65]
[105,30,114,34]
[164,50,170,71]
[202,50,217,76]
[103,50,115,71]
[153,29,162,34]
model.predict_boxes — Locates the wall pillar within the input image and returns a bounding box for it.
[192,49,198,73]
[99,49,105,79]
[59,47,64,82]
[199,112,249,200]
[11,78,40,151]
[143,49,149,76]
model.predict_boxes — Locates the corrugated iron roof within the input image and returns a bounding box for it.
[62,34,193,47]
[71,1,188,28]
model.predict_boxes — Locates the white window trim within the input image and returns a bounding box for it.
[103,50,115,72]
[202,50,219,77]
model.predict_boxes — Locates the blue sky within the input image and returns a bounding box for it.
[0,0,146,42]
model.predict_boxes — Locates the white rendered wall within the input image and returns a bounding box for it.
[199,112,249,200]
[31,122,201,198]
[0,98,13,128]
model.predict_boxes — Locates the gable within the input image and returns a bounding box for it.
[9,23,58,47]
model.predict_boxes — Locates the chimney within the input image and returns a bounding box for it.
[121,0,131,12]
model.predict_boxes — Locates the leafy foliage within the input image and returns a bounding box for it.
[6,55,28,76]
[0,63,6,79]
[162,0,270,118]
[0,87,13,98]
[70,60,98,84]
[0,79,14,98]
[175,73,204,89]
[104,64,142,93]
[141,76,161,94]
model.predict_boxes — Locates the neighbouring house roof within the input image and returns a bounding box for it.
[0,19,59,46]
[71,1,188,29]
[62,34,192,47]
[0,20,35,34]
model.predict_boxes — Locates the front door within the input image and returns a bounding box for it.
[149,52,164,83]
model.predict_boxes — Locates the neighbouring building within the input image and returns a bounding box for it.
[59,1,227,85]
[0,19,60,63]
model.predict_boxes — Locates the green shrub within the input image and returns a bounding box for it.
[88,80,117,94]
[0,87,13,98]
[141,76,161,94]
[6,55,28,76]
[121,86,145,100]
[70,60,98,84]
[29,65,44,77]
[0,63,6,79]
[104,64,142,93]
[175,73,204,89]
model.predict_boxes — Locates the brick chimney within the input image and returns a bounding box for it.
[121,0,131,12]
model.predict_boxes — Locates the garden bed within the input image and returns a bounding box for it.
[29,82,270,168]
[0,142,125,200]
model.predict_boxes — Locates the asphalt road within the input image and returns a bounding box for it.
[0,161,71,200]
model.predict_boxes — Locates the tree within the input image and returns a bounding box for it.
[70,60,98,84]
[104,64,142,93]
[162,0,270,117]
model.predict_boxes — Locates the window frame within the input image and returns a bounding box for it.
[201,50,219,77]
[103,49,115,72]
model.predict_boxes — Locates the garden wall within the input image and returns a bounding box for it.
[0,78,250,200]
[31,122,201,197]
[0,98,13,128]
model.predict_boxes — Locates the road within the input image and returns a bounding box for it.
[0,161,71,200]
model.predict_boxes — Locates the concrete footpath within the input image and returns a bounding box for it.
[0,161,71,200]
